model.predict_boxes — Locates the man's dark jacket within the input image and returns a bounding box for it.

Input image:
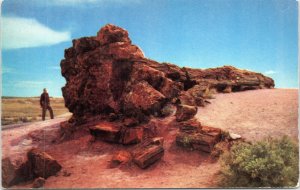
[40,92,50,107]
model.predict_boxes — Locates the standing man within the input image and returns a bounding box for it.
[40,88,54,121]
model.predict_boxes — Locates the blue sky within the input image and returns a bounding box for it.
[1,0,298,97]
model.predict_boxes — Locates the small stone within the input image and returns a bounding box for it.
[151,137,164,146]
[229,132,241,140]
[63,170,71,177]
[110,150,132,168]
[32,177,45,188]
[175,104,198,122]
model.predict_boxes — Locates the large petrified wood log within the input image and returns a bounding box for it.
[60,24,274,125]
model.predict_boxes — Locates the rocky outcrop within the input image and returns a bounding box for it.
[60,24,274,153]
[61,24,183,125]
[185,66,275,92]
[61,24,274,126]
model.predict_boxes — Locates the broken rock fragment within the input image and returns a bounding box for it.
[110,150,132,168]
[89,121,122,143]
[121,127,143,145]
[132,137,165,169]
[2,157,33,187]
[27,148,62,179]
[176,121,222,153]
[175,104,198,122]
[32,177,45,188]
[2,149,61,187]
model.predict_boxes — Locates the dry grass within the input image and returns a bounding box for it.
[1,97,70,125]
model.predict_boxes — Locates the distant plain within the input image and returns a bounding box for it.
[1,97,69,125]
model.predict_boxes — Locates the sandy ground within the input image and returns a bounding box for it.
[2,89,298,188]
[197,89,298,142]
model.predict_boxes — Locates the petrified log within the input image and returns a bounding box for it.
[178,119,202,133]
[27,148,62,179]
[132,137,165,169]
[89,121,122,143]
[176,120,222,153]
[121,127,143,145]
[60,24,274,126]
[176,132,218,152]
[201,125,222,142]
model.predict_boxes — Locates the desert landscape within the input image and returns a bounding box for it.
[2,89,298,188]
[1,97,69,126]
[2,24,298,188]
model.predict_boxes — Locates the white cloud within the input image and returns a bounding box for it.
[264,70,278,75]
[2,66,16,74]
[2,16,71,49]
[14,81,52,88]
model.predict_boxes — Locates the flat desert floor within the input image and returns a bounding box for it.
[3,89,298,188]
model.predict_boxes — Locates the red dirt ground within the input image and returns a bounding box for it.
[2,89,298,188]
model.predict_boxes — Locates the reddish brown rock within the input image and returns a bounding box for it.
[2,149,62,187]
[142,121,159,139]
[61,24,188,125]
[89,121,122,143]
[121,127,143,145]
[89,121,144,145]
[122,117,139,127]
[176,131,219,153]
[123,81,166,115]
[97,24,131,46]
[32,177,45,188]
[178,91,197,106]
[177,119,202,133]
[27,148,62,179]
[175,104,198,122]
[110,150,132,168]
[2,157,33,187]
[150,137,164,146]
[201,125,222,142]
[132,137,165,169]
[133,145,164,169]
[60,24,274,142]
[185,66,274,91]
[176,120,222,153]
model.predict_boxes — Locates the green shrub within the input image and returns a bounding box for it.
[219,136,299,187]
